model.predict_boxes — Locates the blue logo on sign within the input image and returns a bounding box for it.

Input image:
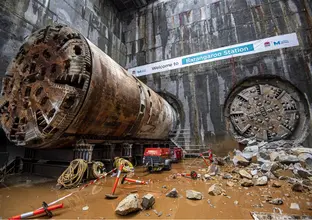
[182,44,254,65]
[273,40,289,46]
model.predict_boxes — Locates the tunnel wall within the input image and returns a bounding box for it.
[0,0,127,77]
[122,0,312,154]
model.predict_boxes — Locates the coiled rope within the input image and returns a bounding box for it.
[57,159,88,189]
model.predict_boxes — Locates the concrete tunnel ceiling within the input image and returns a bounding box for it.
[224,77,310,143]
[113,0,154,11]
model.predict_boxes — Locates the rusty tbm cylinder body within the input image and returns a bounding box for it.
[0,24,177,149]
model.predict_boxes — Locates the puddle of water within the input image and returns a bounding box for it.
[0,160,312,219]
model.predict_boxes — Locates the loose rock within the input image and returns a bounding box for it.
[269,198,283,205]
[251,170,258,176]
[166,188,178,198]
[222,173,232,179]
[115,194,141,216]
[261,162,272,172]
[186,190,202,200]
[277,155,299,164]
[298,153,312,169]
[234,200,239,205]
[255,176,268,186]
[292,183,304,192]
[208,164,219,176]
[226,181,234,187]
[141,194,155,210]
[297,169,312,179]
[241,179,254,187]
[208,184,223,196]
[272,181,282,188]
[204,174,211,180]
[259,151,270,160]
[233,155,250,167]
[239,169,252,179]
[290,203,300,210]
[270,152,280,161]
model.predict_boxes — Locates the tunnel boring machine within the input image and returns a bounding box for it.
[0,24,178,149]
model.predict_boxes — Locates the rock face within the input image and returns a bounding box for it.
[277,155,299,164]
[115,194,141,216]
[186,190,202,200]
[241,179,254,187]
[292,183,304,192]
[269,198,283,205]
[239,169,252,179]
[255,176,268,186]
[208,184,223,196]
[141,194,155,210]
[166,188,178,198]
[233,155,250,166]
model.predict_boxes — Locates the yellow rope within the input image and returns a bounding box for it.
[57,159,88,189]
[113,157,134,172]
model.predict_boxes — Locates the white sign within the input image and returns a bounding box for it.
[128,33,299,76]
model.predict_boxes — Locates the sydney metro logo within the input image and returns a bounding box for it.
[264,40,290,47]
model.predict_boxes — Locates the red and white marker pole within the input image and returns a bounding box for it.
[37,168,117,209]
[111,164,124,195]
[121,175,148,185]
[9,203,63,219]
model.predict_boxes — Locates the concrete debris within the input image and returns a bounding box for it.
[82,206,89,211]
[208,164,219,176]
[141,194,155,210]
[291,147,312,155]
[241,179,254,187]
[226,181,235,187]
[186,190,202,200]
[297,169,312,179]
[277,155,299,165]
[261,162,272,172]
[292,183,304,192]
[272,181,282,188]
[255,176,268,186]
[242,145,259,160]
[162,185,167,189]
[290,203,300,210]
[115,194,141,216]
[166,188,178,198]
[298,153,312,169]
[269,198,283,205]
[251,170,258,176]
[270,152,280,162]
[222,173,233,179]
[284,194,290,197]
[239,169,252,179]
[233,155,250,167]
[234,200,239,205]
[208,184,223,196]
[204,174,211,180]
[259,151,270,160]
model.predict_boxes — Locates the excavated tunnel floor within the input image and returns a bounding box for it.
[1,159,312,219]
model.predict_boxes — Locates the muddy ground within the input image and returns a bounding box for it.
[1,159,312,219]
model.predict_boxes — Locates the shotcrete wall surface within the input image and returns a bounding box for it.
[122,0,312,154]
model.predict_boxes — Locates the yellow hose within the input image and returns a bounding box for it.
[113,157,134,172]
[57,159,88,189]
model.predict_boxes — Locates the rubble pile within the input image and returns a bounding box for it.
[112,139,312,217]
